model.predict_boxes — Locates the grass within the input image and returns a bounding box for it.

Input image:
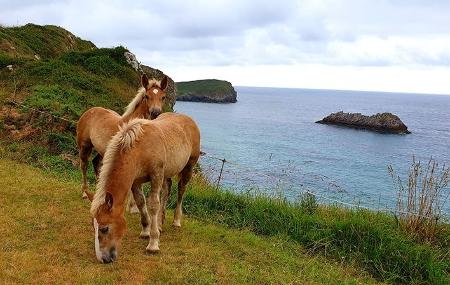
[1,135,449,284]
[389,157,450,243]
[0,23,94,60]
[0,158,384,284]
[176,175,450,284]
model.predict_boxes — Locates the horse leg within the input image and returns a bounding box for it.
[173,164,194,228]
[131,183,151,238]
[126,189,140,214]
[146,175,163,253]
[92,153,102,179]
[159,178,172,231]
[79,143,93,198]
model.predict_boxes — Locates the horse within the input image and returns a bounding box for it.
[76,74,168,207]
[88,113,200,263]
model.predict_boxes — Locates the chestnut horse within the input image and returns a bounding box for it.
[89,113,200,263]
[76,74,168,204]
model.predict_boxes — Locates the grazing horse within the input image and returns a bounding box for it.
[88,113,200,263]
[76,74,168,203]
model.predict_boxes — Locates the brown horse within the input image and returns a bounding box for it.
[76,74,168,201]
[88,113,200,263]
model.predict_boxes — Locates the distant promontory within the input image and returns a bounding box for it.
[316,111,411,134]
[176,79,237,103]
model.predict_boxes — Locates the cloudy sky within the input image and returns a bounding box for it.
[2,0,450,94]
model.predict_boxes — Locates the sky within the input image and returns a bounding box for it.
[2,0,450,94]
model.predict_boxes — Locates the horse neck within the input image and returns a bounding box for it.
[104,163,136,210]
[122,101,148,123]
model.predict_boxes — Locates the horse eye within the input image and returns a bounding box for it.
[99,226,109,234]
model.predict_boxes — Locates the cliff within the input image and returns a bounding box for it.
[176,79,237,103]
[316,111,410,134]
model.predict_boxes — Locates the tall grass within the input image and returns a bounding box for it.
[172,173,450,284]
[389,157,450,243]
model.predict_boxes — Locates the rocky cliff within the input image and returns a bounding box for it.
[176,79,237,103]
[316,111,410,134]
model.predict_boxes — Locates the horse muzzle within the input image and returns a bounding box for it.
[100,248,117,264]
[150,109,161,120]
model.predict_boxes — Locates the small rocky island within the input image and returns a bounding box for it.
[176,79,237,103]
[316,111,411,134]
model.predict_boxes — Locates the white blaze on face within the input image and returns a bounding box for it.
[152,88,159,95]
[93,218,103,263]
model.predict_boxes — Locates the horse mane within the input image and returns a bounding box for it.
[122,79,162,118]
[90,118,149,216]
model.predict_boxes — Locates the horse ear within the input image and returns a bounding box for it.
[105,192,113,210]
[160,76,168,91]
[141,73,149,89]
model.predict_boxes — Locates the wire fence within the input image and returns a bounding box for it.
[200,152,447,220]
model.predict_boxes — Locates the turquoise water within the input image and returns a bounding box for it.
[175,87,450,211]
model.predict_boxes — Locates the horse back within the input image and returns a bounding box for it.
[141,113,200,177]
[76,107,121,155]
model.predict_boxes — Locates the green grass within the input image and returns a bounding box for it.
[0,23,94,59]
[0,158,385,284]
[174,175,450,284]
[3,134,446,284]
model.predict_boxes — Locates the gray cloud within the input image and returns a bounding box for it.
[1,0,450,68]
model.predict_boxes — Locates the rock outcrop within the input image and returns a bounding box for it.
[124,51,176,110]
[176,79,237,103]
[316,111,410,134]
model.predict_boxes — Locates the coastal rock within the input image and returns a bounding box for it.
[316,111,410,134]
[176,79,237,103]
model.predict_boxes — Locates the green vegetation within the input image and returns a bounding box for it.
[174,175,450,284]
[0,24,174,174]
[0,23,94,60]
[0,158,383,285]
[176,79,237,103]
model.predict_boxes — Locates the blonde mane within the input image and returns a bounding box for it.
[122,79,161,118]
[90,118,149,216]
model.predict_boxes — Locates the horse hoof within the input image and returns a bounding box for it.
[146,248,160,255]
[82,192,88,199]
[146,243,160,254]
[139,231,150,239]
[172,221,181,228]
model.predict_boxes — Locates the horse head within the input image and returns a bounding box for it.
[91,192,126,263]
[141,74,168,119]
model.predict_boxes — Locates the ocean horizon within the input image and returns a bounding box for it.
[176,86,450,213]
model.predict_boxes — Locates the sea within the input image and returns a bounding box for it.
[175,87,450,213]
